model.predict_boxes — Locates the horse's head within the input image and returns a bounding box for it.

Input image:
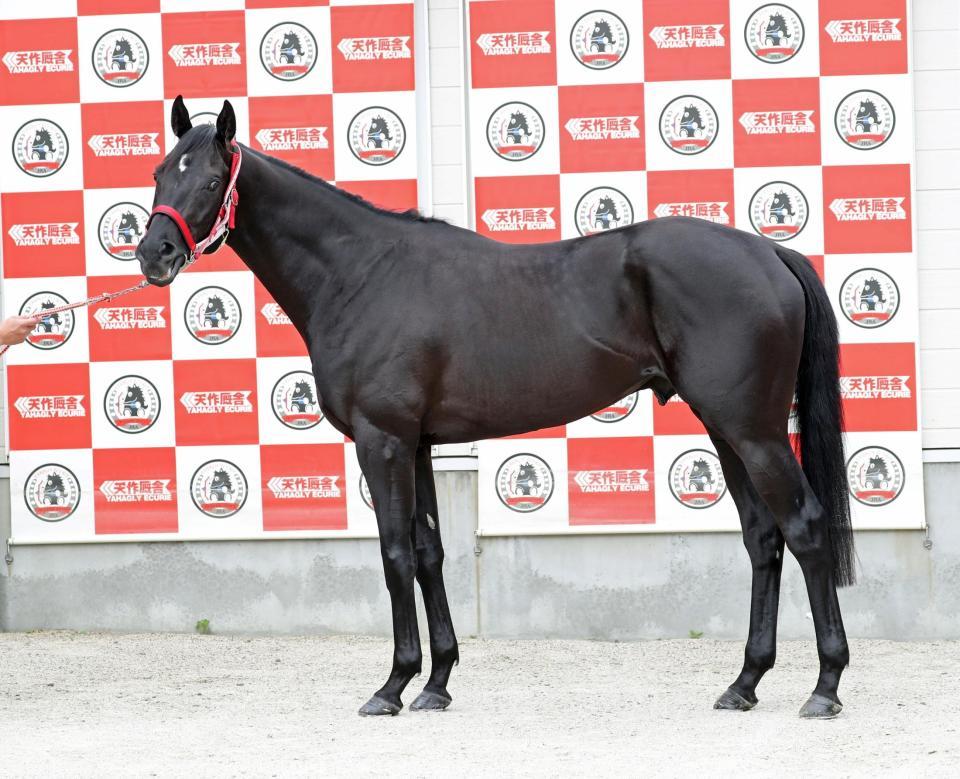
[857,100,877,119]
[32,127,52,149]
[212,469,231,490]
[124,384,143,404]
[206,295,224,315]
[592,20,611,39]
[597,196,617,217]
[282,31,302,53]
[767,13,785,32]
[682,105,701,125]
[137,96,236,287]
[119,211,139,230]
[45,473,63,492]
[771,191,790,209]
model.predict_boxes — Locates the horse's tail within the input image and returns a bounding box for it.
[775,246,856,587]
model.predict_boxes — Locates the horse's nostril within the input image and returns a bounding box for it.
[159,240,179,261]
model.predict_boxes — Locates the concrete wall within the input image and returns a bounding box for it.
[0,0,958,641]
[2,464,958,639]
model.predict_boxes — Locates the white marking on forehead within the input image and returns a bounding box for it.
[178,154,190,174]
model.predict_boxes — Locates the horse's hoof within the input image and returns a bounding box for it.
[798,693,843,719]
[713,687,757,711]
[409,690,452,712]
[358,695,401,717]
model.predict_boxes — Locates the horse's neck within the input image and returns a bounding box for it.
[226,148,372,339]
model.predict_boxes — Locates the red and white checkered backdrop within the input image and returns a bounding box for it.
[468,0,925,535]
[0,0,420,541]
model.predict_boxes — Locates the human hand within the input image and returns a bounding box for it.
[0,315,39,346]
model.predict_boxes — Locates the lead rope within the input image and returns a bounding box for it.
[0,279,150,357]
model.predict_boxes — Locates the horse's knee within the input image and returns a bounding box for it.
[381,538,416,589]
[780,506,829,564]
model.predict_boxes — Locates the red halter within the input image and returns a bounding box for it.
[147,141,242,264]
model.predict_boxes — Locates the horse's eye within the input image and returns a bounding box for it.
[207,179,220,191]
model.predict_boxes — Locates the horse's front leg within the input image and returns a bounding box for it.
[409,444,459,711]
[354,423,421,716]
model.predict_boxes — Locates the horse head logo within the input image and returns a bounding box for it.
[123,384,146,417]
[36,300,62,332]
[31,127,55,160]
[111,37,136,70]
[590,18,614,51]
[768,191,795,223]
[765,13,792,45]
[514,462,541,495]
[43,472,66,505]
[855,100,880,132]
[209,468,234,501]
[290,379,316,412]
[594,196,620,229]
[859,277,887,310]
[505,111,530,144]
[679,105,704,137]
[366,115,393,149]
[280,31,304,63]
[117,211,143,244]
[204,295,227,327]
[688,458,714,491]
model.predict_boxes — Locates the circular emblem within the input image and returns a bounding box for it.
[271,371,322,430]
[496,453,555,513]
[486,101,545,162]
[590,392,639,423]
[92,28,149,87]
[19,291,74,350]
[190,459,248,518]
[846,446,904,506]
[259,22,318,82]
[24,464,80,522]
[98,202,149,261]
[744,4,804,63]
[348,106,406,166]
[359,475,374,510]
[575,187,634,236]
[658,95,718,155]
[184,286,242,345]
[12,119,68,177]
[839,268,900,329]
[834,90,895,151]
[748,181,808,241]
[103,375,161,434]
[570,10,629,69]
[189,111,218,127]
[669,449,727,509]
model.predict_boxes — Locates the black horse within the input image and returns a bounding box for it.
[855,100,880,133]
[138,97,856,720]
[111,38,136,71]
[679,106,704,138]
[35,301,61,333]
[505,112,529,145]
[590,19,614,52]
[290,379,316,413]
[203,296,227,328]
[513,462,541,496]
[123,384,146,417]
[687,459,714,493]
[863,457,889,490]
[366,116,392,149]
[43,473,66,506]
[859,278,886,311]
[209,469,233,503]
[31,128,55,160]
[768,192,795,225]
[764,13,792,47]
[593,197,619,230]
[117,211,143,244]
[279,31,304,64]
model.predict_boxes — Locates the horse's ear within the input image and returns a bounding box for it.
[171,95,192,139]
[216,100,236,146]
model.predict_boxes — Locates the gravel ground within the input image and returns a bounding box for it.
[0,632,956,777]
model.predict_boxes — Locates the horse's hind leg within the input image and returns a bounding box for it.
[708,433,785,712]
[409,444,459,712]
[724,433,849,718]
